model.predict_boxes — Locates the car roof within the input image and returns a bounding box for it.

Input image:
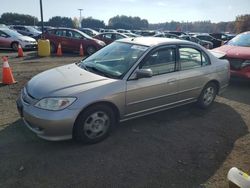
[117,37,193,47]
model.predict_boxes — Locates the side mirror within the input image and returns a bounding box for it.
[136,69,153,79]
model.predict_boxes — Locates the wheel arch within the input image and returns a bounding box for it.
[11,41,19,48]
[74,101,120,125]
[205,80,220,94]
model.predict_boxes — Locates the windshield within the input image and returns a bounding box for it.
[228,32,250,47]
[78,30,92,39]
[79,41,148,79]
[26,26,41,33]
[4,29,23,37]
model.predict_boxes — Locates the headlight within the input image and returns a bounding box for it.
[35,97,76,111]
[96,40,106,46]
[241,60,250,68]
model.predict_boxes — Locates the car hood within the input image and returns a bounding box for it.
[18,35,36,42]
[26,64,110,99]
[213,45,250,59]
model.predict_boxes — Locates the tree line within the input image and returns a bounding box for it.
[0,12,249,33]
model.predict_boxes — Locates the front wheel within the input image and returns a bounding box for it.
[197,83,217,109]
[73,104,115,144]
[11,42,19,51]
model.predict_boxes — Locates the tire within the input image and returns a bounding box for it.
[50,43,56,53]
[197,82,218,109]
[11,42,19,51]
[86,46,96,55]
[73,104,116,144]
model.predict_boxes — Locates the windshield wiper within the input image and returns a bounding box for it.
[85,65,114,78]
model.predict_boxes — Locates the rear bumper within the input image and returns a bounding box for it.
[230,69,250,79]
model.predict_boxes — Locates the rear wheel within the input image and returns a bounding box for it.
[197,83,217,109]
[86,46,96,55]
[73,104,115,144]
[11,42,19,51]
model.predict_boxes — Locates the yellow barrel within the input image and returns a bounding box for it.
[38,39,50,57]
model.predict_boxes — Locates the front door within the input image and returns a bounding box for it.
[125,46,179,118]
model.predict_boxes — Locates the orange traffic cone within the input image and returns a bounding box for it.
[57,43,62,56]
[18,44,24,57]
[79,44,84,56]
[2,56,17,85]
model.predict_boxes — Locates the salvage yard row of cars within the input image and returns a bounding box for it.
[0,24,249,79]
[0,24,249,143]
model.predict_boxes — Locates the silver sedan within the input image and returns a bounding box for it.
[17,37,230,143]
[0,28,37,50]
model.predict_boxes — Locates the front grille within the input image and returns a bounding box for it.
[226,58,244,70]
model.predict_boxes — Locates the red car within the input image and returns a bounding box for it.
[42,28,106,55]
[213,31,250,79]
[94,32,128,45]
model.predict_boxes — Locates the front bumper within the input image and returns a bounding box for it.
[23,44,37,49]
[16,96,79,141]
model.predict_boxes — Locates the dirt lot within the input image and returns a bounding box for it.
[0,50,250,188]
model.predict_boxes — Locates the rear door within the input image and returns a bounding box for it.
[177,46,212,101]
[0,31,11,48]
[54,29,70,51]
[125,46,179,118]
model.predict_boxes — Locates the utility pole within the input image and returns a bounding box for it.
[78,9,83,28]
[40,0,44,34]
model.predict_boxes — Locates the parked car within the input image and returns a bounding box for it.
[213,31,250,79]
[0,28,37,50]
[16,37,229,143]
[210,33,236,41]
[37,26,55,32]
[189,36,213,49]
[10,25,41,37]
[93,32,128,45]
[139,30,161,36]
[154,33,180,39]
[193,34,223,48]
[116,29,132,34]
[79,28,99,37]
[124,33,140,38]
[99,29,117,33]
[167,31,188,36]
[42,28,106,55]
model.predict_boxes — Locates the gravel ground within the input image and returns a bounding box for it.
[0,50,249,188]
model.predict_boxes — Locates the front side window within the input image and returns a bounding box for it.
[55,30,66,37]
[179,47,210,70]
[115,34,125,40]
[0,31,8,37]
[103,33,112,39]
[141,47,176,75]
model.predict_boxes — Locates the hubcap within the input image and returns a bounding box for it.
[83,111,110,139]
[203,87,215,105]
[12,43,18,51]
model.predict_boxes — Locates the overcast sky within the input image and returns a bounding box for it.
[1,0,250,23]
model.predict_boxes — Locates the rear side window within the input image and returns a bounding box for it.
[179,47,210,70]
